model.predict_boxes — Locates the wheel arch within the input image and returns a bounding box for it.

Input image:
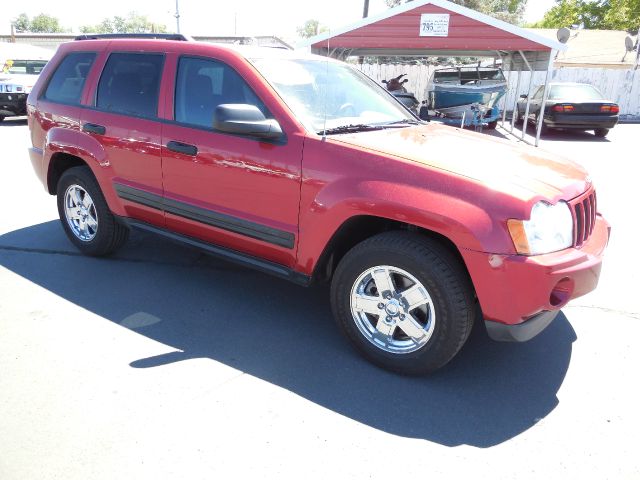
[47,152,91,194]
[311,215,471,287]
[44,127,108,194]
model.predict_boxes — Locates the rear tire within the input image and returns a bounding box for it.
[594,128,609,138]
[330,231,476,375]
[0,116,5,122]
[535,114,549,135]
[56,166,129,256]
[513,108,522,125]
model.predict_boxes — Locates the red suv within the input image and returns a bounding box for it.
[26,35,610,375]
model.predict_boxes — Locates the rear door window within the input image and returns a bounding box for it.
[96,53,164,119]
[43,52,96,105]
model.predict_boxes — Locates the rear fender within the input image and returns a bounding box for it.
[44,127,107,168]
[44,128,123,214]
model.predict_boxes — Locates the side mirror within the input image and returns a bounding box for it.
[213,104,283,140]
[520,94,528,99]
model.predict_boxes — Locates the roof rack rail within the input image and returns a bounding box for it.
[74,33,191,41]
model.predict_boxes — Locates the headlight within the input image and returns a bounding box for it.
[508,201,573,255]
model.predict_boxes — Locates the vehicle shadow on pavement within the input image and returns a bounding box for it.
[0,221,577,448]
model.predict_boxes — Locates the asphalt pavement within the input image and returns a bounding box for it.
[1,117,638,479]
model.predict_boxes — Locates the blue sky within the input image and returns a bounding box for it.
[2,0,557,40]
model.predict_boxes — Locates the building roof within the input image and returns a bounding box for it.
[527,29,638,69]
[299,0,565,62]
[0,33,291,51]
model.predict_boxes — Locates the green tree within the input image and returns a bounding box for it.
[385,0,528,24]
[80,12,167,34]
[534,0,639,31]
[296,19,329,38]
[11,13,67,33]
[604,0,640,30]
[12,13,31,33]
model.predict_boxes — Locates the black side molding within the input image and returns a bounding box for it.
[113,183,295,249]
[116,216,310,287]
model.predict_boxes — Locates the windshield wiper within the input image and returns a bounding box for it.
[319,124,385,135]
[382,119,423,126]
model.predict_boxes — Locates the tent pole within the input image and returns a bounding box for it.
[511,67,522,133]
[535,50,556,147]
[501,53,512,127]
[518,51,534,140]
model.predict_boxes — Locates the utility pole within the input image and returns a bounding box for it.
[636,28,640,70]
[359,0,370,65]
[175,0,181,34]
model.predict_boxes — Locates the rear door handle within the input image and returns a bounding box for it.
[82,123,106,135]
[166,140,198,156]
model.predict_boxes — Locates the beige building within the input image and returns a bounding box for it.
[528,28,639,69]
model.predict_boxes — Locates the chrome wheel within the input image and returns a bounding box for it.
[350,265,436,354]
[63,184,98,242]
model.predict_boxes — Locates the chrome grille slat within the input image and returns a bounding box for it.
[589,195,596,236]
[583,198,591,238]
[575,203,584,246]
[570,189,597,247]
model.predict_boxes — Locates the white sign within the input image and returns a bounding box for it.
[419,14,449,37]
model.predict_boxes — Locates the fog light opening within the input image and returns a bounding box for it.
[550,277,574,308]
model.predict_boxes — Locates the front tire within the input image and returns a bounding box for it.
[56,166,129,256]
[330,232,476,375]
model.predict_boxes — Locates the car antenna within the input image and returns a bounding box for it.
[322,31,330,141]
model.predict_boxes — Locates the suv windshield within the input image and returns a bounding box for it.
[250,58,415,134]
[2,59,48,75]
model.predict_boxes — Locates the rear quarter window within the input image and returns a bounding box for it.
[96,52,164,119]
[43,52,96,105]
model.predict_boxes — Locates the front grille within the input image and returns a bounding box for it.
[570,188,597,247]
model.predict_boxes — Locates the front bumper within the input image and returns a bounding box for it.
[461,214,610,341]
[0,92,28,117]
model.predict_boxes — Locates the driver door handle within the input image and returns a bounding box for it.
[166,141,198,156]
[82,123,106,135]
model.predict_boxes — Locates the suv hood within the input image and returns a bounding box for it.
[331,123,589,202]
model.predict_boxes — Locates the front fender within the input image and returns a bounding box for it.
[297,177,518,276]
